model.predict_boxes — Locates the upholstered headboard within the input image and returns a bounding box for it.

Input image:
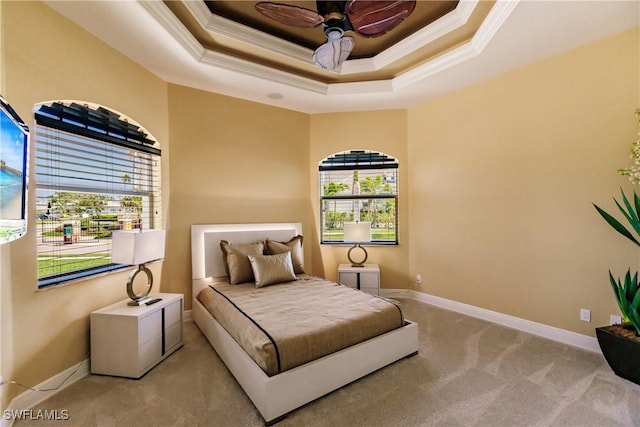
[191,223,303,294]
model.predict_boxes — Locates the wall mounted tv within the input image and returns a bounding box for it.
[0,95,29,244]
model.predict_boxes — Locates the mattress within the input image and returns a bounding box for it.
[196,274,405,376]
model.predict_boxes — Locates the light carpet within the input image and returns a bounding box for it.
[14,298,640,426]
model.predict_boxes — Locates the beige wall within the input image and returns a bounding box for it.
[2,0,639,411]
[1,2,169,404]
[407,27,640,337]
[165,84,313,306]
[309,111,409,287]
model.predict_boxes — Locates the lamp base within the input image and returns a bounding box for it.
[126,263,154,306]
[127,297,154,306]
[347,243,368,267]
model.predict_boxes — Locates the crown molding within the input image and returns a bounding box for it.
[181,0,481,75]
[140,0,204,60]
[393,0,519,90]
[346,0,479,74]
[140,0,517,98]
[43,0,639,113]
[183,0,313,63]
[200,49,328,94]
[472,0,520,49]
[327,79,394,96]
[141,1,328,94]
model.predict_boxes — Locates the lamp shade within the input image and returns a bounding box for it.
[112,230,166,265]
[344,222,371,243]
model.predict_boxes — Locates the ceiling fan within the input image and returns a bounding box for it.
[255,1,417,70]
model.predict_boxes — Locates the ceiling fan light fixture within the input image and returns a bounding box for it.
[312,36,354,70]
[255,0,417,69]
[325,27,344,41]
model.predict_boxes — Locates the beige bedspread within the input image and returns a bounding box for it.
[197,274,404,376]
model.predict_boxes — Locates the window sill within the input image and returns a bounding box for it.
[37,260,162,291]
[37,264,128,291]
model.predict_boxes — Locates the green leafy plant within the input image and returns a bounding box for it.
[609,270,640,335]
[594,189,640,247]
[594,189,640,335]
[593,110,640,335]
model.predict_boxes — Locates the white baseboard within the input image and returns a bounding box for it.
[381,289,601,353]
[1,358,90,427]
[1,315,196,427]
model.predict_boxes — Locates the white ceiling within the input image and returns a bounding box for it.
[45,0,639,114]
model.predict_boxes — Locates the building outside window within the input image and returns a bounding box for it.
[319,150,398,244]
[34,101,162,288]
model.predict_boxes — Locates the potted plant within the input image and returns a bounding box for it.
[593,108,640,384]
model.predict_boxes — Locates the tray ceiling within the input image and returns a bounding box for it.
[43,1,640,114]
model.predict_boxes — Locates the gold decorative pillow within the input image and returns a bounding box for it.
[265,235,304,274]
[220,240,265,284]
[248,252,296,288]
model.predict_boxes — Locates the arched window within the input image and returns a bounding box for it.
[34,101,162,288]
[319,150,398,244]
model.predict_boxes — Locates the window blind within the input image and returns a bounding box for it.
[319,150,398,244]
[34,104,161,288]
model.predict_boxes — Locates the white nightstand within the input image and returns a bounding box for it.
[90,293,184,379]
[338,264,380,296]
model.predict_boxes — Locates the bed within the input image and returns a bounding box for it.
[191,223,419,425]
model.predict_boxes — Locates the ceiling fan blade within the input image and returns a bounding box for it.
[312,36,355,70]
[255,2,324,28]
[346,0,416,37]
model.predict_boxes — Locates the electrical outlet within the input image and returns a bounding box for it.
[580,308,591,322]
[611,314,622,325]
[416,274,422,284]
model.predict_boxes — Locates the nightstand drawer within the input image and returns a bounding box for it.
[339,272,358,288]
[338,264,380,296]
[139,310,162,343]
[359,272,378,286]
[165,322,182,350]
[339,271,378,288]
[140,335,162,370]
[165,298,182,327]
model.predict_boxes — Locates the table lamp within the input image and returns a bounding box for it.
[112,229,166,306]
[343,222,371,267]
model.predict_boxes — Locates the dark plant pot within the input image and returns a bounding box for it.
[596,326,640,385]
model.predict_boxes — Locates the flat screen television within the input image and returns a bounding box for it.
[0,95,29,244]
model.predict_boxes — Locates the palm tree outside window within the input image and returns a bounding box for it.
[319,150,398,244]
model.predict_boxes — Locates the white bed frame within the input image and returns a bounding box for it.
[191,223,419,425]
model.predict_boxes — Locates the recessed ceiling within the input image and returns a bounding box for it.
[162,0,492,84]
[201,1,459,59]
[44,1,639,114]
